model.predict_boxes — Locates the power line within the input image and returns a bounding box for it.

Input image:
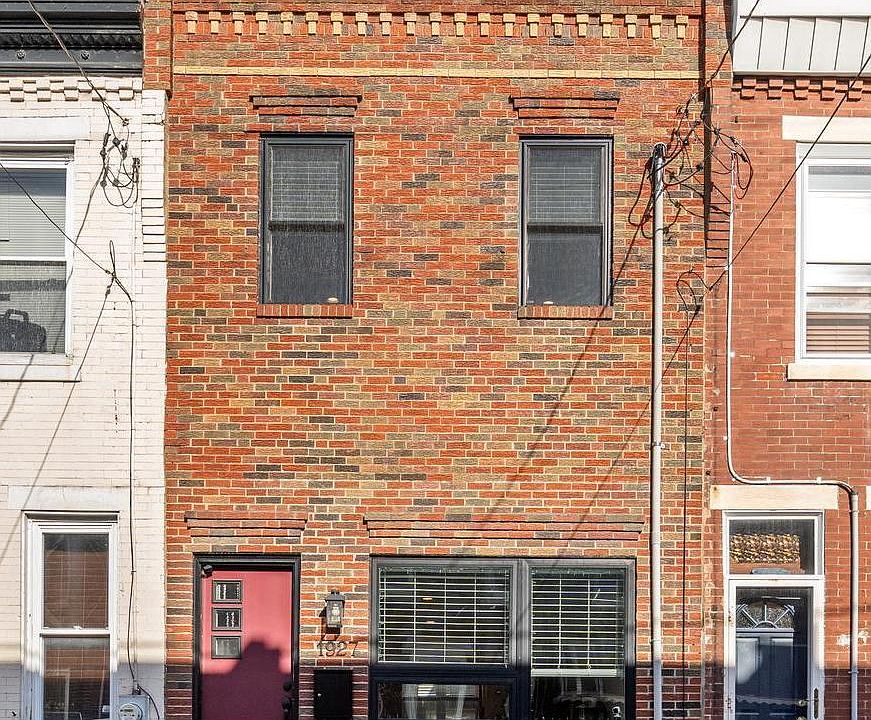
[707,48,871,294]
[26,0,128,127]
[703,0,762,90]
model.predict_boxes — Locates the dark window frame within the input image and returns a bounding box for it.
[520,137,613,307]
[260,135,353,305]
[369,556,635,720]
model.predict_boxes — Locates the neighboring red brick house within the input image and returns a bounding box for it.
[702,2,871,720]
[144,3,710,720]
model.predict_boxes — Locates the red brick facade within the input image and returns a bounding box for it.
[702,56,871,720]
[150,4,710,720]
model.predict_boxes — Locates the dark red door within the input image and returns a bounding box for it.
[200,566,295,720]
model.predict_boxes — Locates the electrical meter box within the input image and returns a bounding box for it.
[118,695,150,720]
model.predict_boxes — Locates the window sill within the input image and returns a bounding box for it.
[517,305,613,320]
[787,361,871,381]
[256,303,354,319]
[0,354,79,382]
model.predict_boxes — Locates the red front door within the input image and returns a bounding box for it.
[199,566,295,720]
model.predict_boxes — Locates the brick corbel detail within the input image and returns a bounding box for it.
[734,76,871,101]
[364,512,644,540]
[175,7,698,41]
[185,510,308,538]
[251,92,362,118]
[510,92,619,119]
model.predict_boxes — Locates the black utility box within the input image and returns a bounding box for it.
[313,668,353,720]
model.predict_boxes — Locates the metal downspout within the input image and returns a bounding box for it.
[651,142,666,720]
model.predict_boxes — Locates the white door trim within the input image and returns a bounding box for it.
[724,576,825,720]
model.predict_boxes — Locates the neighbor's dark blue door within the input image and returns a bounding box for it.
[735,589,811,720]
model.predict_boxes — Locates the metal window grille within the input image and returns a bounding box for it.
[262,138,351,304]
[522,141,610,306]
[377,566,511,665]
[530,568,626,677]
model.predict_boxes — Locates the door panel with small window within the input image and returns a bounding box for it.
[735,589,811,720]
[197,562,297,720]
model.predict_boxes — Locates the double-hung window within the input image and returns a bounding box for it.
[798,144,871,358]
[261,136,352,305]
[26,518,116,720]
[372,558,633,720]
[521,139,612,307]
[0,156,70,354]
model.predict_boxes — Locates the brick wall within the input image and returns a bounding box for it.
[157,5,708,719]
[703,76,871,720]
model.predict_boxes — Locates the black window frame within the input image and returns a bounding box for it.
[369,557,635,720]
[520,137,613,308]
[260,135,353,305]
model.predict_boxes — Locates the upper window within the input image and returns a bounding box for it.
[798,145,871,359]
[521,139,612,307]
[0,157,70,354]
[261,136,352,305]
[373,559,633,720]
[26,517,116,720]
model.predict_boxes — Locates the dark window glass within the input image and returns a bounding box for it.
[530,568,627,720]
[43,637,110,720]
[522,141,610,306]
[376,683,510,720]
[262,138,351,304]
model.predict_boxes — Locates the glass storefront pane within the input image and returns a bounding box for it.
[43,637,110,720]
[43,533,109,629]
[531,676,625,720]
[377,683,509,720]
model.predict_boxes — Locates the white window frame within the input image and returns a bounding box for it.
[721,512,825,720]
[0,150,75,372]
[24,516,118,720]
[796,143,871,363]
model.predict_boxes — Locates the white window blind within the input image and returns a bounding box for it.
[523,141,609,306]
[0,164,68,354]
[802,162,871,356]
[378,566,511,665]
[530,569,626,677]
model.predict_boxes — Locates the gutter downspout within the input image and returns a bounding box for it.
[723,154,859,720]
[650,143,666,720]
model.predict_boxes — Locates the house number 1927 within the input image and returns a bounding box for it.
[316,639,359,657]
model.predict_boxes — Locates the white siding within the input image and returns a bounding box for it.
[732,0,871,75]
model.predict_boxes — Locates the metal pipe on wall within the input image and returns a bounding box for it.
[650,142,666,720]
